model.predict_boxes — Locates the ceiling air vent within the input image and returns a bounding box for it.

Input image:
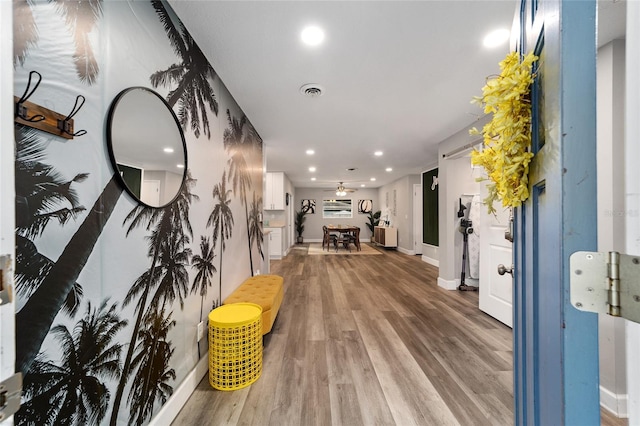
[299,83,324,98]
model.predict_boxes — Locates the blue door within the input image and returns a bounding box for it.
[513,1,600,424]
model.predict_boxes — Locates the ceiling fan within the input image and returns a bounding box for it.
[324,182,356,197]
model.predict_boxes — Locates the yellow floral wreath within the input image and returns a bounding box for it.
[470,51,538,214]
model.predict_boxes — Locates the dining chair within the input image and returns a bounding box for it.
[322,226,337,251]
[336,230,352,252]
[350,227,361,251]
[342,227,360,251]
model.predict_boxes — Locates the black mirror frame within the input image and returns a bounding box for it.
[106,86,188,208]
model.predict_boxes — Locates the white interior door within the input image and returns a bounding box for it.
[478,184,513,327]
[141,179,160,206]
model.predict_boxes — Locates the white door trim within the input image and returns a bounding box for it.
[625,2,640,422]
[413,184,422,255]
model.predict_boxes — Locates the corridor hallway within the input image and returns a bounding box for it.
[174,244,624,425]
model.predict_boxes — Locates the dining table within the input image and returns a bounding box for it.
[326,225,361,251]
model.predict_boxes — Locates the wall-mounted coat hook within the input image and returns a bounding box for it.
[57,95,87,137]
[15,71,45,122]
[14,71,87,140]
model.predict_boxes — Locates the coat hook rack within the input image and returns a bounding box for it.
[15,71,45,122]
[57,95,87,137]
[14,70,87,140]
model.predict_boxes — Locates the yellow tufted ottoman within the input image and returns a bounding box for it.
[223,275,284,335]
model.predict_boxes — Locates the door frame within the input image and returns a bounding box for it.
[413,184,422,255]
[1,0,17,396]
[626,1,640,422]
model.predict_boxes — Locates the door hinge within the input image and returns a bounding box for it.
[0,373,22,421]
[0,255,13,306]
[570,251,640,323]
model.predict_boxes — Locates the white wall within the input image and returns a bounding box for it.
[597,38,628,416]
[293,187,379,242]
[377,175,421,253]
[436,120,486,289]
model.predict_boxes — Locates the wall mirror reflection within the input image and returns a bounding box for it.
[107,87,187,207]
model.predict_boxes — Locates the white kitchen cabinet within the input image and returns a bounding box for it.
[265,172,285,210]
[266,227,282,259]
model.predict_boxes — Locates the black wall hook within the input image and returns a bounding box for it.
[57,95,87,137]
[15,71,45,122]
[14,70,87,140]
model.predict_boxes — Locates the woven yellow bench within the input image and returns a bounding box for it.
[223,275,284,335]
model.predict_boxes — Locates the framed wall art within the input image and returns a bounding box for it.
[358,199,373,214]
[301,199,316,214]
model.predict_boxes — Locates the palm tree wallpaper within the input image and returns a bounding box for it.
[13,1,265,424]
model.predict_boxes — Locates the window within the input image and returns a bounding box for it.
[322,199,352,219]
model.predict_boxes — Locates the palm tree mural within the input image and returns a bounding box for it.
[109,172,197,425]
[223,110,255,273]
[54,0,103,84]
[248,192,264,261]
[127,308,176,425]
[14,126,87,309]
[14,0,103,84]
[125,226,192,314]
[208,170,234,305]
[149,0,218,139]
[16,173,123,376]
[13,0,38,66]
[191,236,216,357]
[17,299,127,425]
[14,125,122,376]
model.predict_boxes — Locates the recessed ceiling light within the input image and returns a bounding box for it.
[360,184,366,187]
[301,25,325,46]
[385,167,393,172]
[309,166,316,172]
[306,149,315,155]
[177,164,184,168]
[164,147,174,153]
[370,177,376,181]
[374,151,383,156]
[483,29,510,48]
[311,177,316,181]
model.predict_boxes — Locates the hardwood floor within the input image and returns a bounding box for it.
[172,244,626,426]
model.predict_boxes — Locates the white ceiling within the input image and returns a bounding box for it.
[168,0,626,191]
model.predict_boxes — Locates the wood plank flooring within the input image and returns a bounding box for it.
[172,244,626,426]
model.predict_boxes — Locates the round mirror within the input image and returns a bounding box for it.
[106,87,187,208]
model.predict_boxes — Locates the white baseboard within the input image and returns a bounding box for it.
[149,355,209,426]
[397,246,415,255]
[422,255,439,268]
[438,277,458,290]
[600,386,628,418]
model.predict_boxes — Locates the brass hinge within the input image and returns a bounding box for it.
[0,373,22,421]
[570,251,640,323]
